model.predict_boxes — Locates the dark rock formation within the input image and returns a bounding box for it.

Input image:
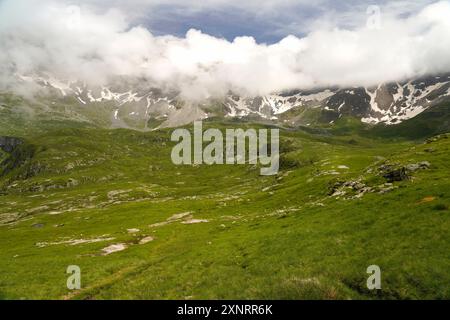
[0,136,23,153]
[383,167,409,182]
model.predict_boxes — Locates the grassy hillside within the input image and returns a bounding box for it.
[0,118,449,300]
[368,103,450,140]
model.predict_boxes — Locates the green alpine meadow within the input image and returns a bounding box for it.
[1,91,449,299]
[1,0,450,302]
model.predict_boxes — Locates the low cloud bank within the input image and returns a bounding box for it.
[1,0,450,100]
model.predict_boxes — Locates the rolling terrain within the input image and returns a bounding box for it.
[0,98,449,299]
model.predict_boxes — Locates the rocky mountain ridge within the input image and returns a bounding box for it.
[11,72,450,129]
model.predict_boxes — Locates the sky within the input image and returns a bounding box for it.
[75,0,439,42]
[0,0,449,99]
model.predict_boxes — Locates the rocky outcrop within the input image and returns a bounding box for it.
[0,136,23,153]
[379,162,430,183]
[0,140,37,180]
[382,166,409,182]
[328,178,399,200]
[328,160,432,200]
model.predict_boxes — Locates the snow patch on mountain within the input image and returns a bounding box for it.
[12,72,450,127]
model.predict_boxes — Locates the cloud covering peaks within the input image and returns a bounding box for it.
[1,0,450,99]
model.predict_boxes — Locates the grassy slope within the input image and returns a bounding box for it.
[368,103,450,139]
[0,114,449,300]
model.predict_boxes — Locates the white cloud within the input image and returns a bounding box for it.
[0,0,450,100]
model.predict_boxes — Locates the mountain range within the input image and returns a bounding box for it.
[12,72,450,130]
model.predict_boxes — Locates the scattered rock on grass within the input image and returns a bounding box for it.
[181,219,209,224]
[149,221,170,228]
[66,178,79,188]
[127,228,140,234]
[406,162,431,172]
[167,212,193,221]
[36,236,115,248]
[139,236,154,244]
[101,243,127,255]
